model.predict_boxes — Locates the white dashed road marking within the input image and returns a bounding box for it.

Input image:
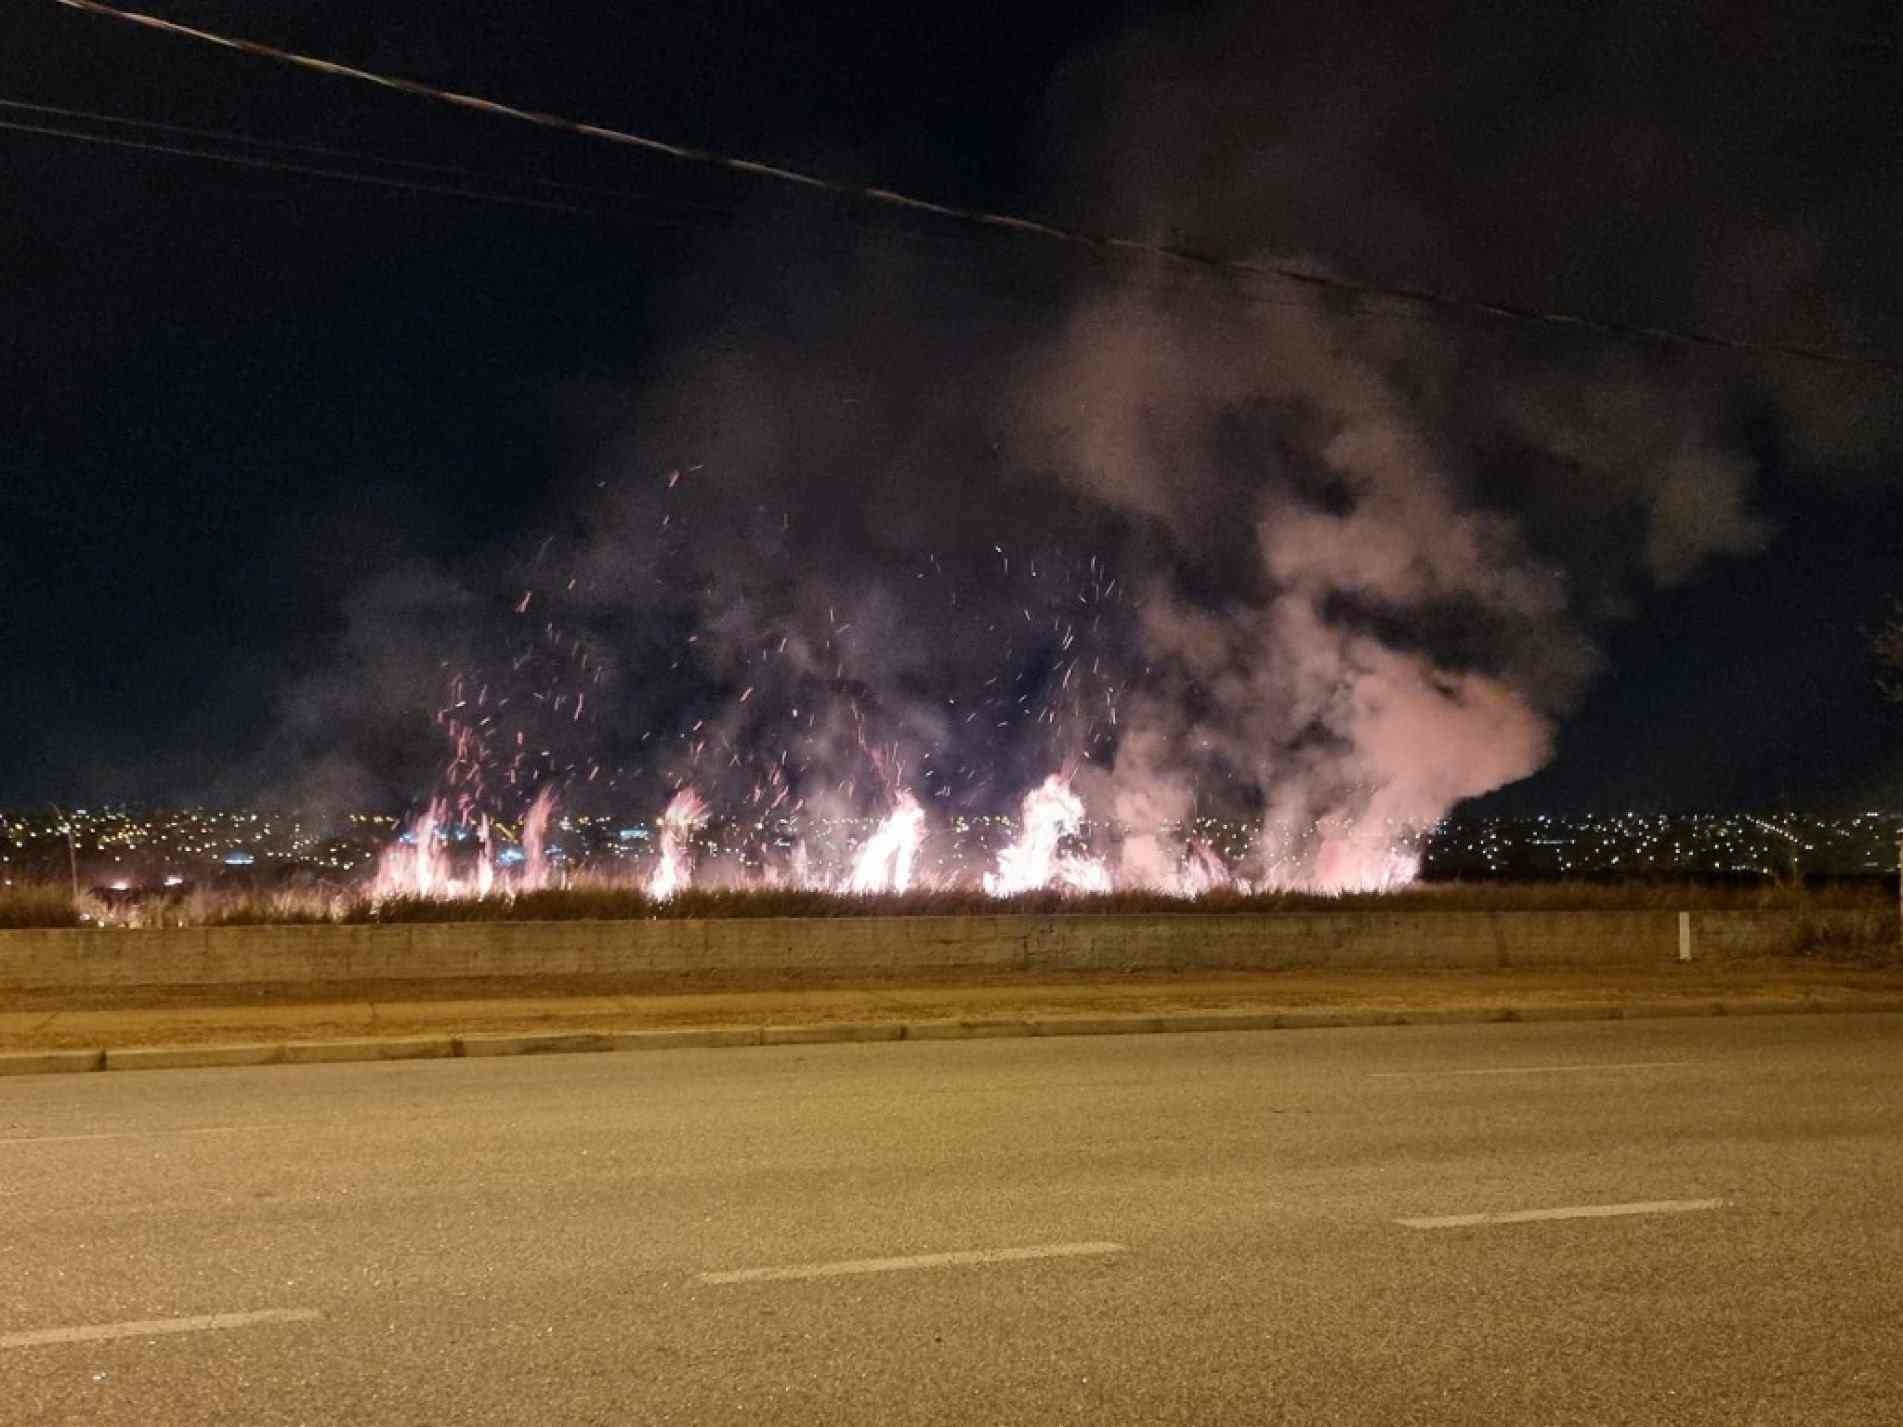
[700,1241,1125,1284]
[2,1309,321,1350]
[1397,1198,1728,1230]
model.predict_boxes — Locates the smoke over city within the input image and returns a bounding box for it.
[232,0,1903,894]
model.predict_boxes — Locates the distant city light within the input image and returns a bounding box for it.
[3,806,1901,895]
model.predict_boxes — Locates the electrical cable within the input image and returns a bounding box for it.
[0,114,668,218]
[0,95,740,219]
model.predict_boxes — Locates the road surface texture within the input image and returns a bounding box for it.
[5,1012,1900,1424]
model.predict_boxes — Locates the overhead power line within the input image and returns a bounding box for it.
[1,95,534,179]
[48,0,1903,374]
[0,96,740,221]
[0,114,616,215]
[4,100,1401,335]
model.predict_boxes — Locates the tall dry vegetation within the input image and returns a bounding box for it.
[0,876,1889,930]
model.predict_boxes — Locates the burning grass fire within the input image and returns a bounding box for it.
[276,505,1466,916]
[354,777,1418,909]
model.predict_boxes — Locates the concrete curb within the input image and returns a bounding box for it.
[0,1049,105,1077]
[609,1027,763,1051]
[904,1018,1035,1039]
[762,1022,905,1045]
[457,1031,618,1058]
[283,1037,457,1065]
[103,1044,287,1072]
[4,997,1903,1078]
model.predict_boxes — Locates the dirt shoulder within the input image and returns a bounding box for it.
[5,961,1902,1052]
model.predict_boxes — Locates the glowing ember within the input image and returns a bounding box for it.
[847,792,926,894]
[649,787,709,900]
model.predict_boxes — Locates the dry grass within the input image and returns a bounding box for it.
[0,883,81,929]
[353,879,1896,924]
[1,875,1892,931]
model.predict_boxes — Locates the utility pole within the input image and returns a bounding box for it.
[49,804,78,901]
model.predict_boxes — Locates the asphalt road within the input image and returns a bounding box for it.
[5,1013,1900,1425]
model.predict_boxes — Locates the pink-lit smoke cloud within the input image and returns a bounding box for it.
[272,1,1813,897]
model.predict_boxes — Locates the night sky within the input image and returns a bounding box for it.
[5,0,1901,823]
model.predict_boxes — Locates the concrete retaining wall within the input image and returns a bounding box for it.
[0,907,1881,993]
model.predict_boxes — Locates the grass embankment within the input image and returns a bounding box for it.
[0,877,1893,931]
[6,963,1903,1053]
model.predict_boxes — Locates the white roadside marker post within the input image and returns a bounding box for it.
[1678,910,1692,963]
